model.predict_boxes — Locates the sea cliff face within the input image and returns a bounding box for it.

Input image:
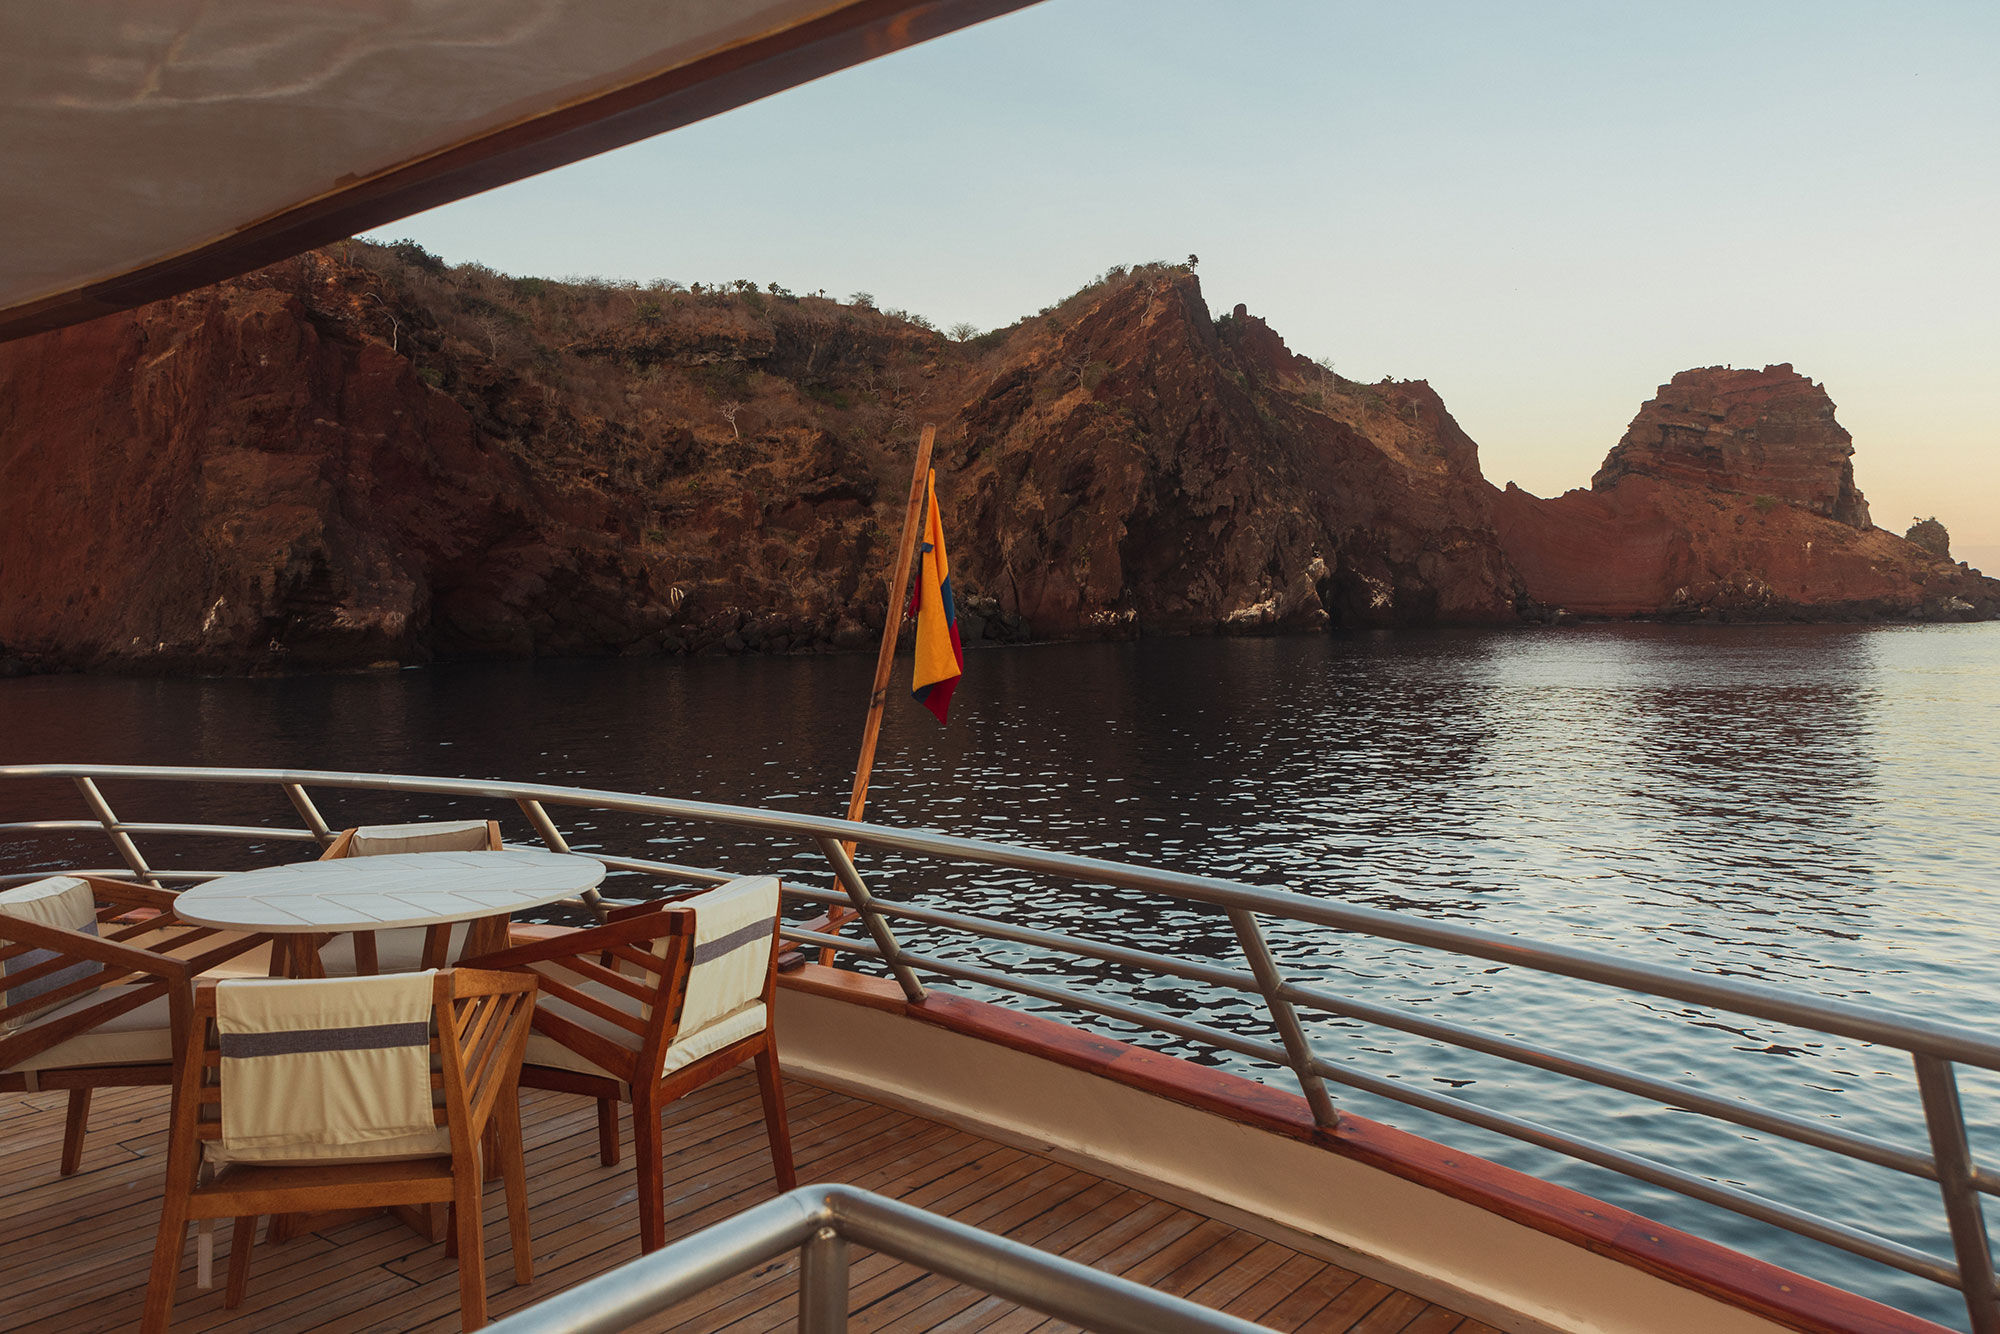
[0,248,1991,672]
[1490,366,1996,620]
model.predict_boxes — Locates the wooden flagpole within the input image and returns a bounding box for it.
[820,423,935,961]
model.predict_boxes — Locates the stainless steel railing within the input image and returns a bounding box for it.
[1,761,1995,1331]
[483,1183,1272,1333]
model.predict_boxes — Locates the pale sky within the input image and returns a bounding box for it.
[366,0,2000,562]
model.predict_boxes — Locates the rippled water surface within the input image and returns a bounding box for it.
[4,622,1999,1325]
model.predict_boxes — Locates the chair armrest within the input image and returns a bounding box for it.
[81,875,182,914]
[0,922,195,1068]
[0,914,197,985]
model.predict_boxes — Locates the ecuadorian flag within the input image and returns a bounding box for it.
[908,469,964,724]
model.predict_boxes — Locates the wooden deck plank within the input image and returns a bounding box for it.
[0,1069,1477,1333]
[1347,1290,1436,1334]
[1250,1260,1368,1333]
[845,1179,1132,1334]
[910,1188,1171,1334]
[1286,1276,1399,1334]
[648,1141,1065,1333]
[919,1194,1193,1334]
[1178,1239,1294,1315]
[757,1159,1083,1329]
[1216,1251,1332,1325]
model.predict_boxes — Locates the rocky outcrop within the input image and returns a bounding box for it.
[1591,365,1870,526]
[1906,517,1951,561]
[1491,368,1999,620]
[944,290,1517,638]
[0,247,1991,673]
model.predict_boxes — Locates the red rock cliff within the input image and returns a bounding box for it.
[1592,365,1870,526]
[1,247,1992,672]
[0,249,1519,671]
[946,285,1518,637]
[1492,367,1998,620]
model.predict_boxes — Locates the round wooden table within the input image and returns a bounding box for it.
[176,849,606,974]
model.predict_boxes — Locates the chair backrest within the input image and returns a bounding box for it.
[0,877,103,1029]
[322,820,502,860]
[172,968,536,1167]
[673,876,781,1035]
[0,875,234,1070]
[465,875,782,1081]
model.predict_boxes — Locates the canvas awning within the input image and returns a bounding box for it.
[0,0,1035,344]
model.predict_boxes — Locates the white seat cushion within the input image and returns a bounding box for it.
[522,971,766,1083]
[0,876,104,1029]
[675,877,778,1035]
[348,821,492,856]
[660,1002,767,1075]
[204,1125,451,1168]
[10,987,173,1071]
[318,924,469,976]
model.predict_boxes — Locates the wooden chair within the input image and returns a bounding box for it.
[0,874,269,1175]
[315,819,504,976]
[143,967,537,1333]
[464,874,796,1252]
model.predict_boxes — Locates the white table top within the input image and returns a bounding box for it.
[174,849,606,933]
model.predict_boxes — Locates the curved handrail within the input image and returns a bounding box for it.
[5,760,1994,1065]
[486,1183,1274,1334]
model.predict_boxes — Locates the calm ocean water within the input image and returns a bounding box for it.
[4,621,1998,1325]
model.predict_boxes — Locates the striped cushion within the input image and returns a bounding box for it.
[347,820,493,856]
[212,972,440,1164]
[674,877,778,1036]
[0,876,102,1030]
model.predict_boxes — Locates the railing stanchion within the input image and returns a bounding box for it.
[517,798,606,920]
[1915,1054,2000,1334]
[798,1224,850,1334]
[72,777,158,887]
[816,837,926,1003]
[1227,907,1338,1130]
[283,782,333,846]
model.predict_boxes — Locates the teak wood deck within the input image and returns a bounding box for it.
[0,1068,1491,1334]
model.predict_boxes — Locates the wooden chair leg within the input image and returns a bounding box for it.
[754,1048,797,1190]
[225,1216,257,1308]
[140,1192,189,1334]
[595,1098,620,1167]
[453,1168,488,1330]
[497,1090,534,1285]
[60,1088,91,1176]
[482,1118,502,1182]
[633,1095,666,1253]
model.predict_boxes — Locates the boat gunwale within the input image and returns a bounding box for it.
[777,962,1957,1334]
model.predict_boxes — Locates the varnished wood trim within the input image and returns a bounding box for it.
[778,965,1950,1334]
[0,0,1039,345]
[780,960,911,1015]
